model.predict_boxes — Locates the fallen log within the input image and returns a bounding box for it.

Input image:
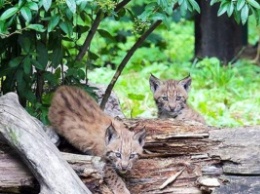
[1,92,260,193]
[0,93,92,194]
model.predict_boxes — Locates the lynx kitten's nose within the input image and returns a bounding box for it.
[121,164,128,172]
[170,107,176,112]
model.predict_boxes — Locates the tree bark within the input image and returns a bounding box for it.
[1,92,260,193]
[194,0,247,63]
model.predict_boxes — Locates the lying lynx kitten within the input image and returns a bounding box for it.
[149,74,205,124]
[48,85,146,194]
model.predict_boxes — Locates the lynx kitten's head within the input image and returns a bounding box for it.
[105,123,146,174]
[149,74,191,118]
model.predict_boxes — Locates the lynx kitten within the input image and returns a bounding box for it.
[149,74,205,124]
[48,85,146,194]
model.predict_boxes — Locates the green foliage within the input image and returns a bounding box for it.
[211,0,260,24]
[88,18,260,127]
[0,0,259,127]
[0,0,205,124]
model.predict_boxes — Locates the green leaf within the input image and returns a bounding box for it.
[210,0,219,6]
[233,10,241,23]
[180,1,188,15]
[157,0,169,8]
[59,21,73,36]
[65,7,73,20]
[188,0,200,13]
[23,56,31,74]
[27,24,45,32]
[48,15,60,32]
[162,16,171,29]
[43,0,52,11]
[21,7,32,22]
[0,0,4,9]
[241,4,249,24]
[98,29,115,41]
[251,7,260,24]
[26,2,39,11]
[187,1,193,12]
[44,71,56,85]
[66,0,77,14]
[51,47,63,68]
[178,0,184,5]
[115,8,126,20]
[77,69,85,80]
[24,90,36,103]
[0,7,19,20]
[217,2,228,16]
[180,0,188,11]
[227,2,234,17]
[139,2,157,21]
[151,12,167,21]
[0,20,7,34]
[9,56,23,67]
[36,42,48,70]
[88,51,99,60]
[237,0,245,11]
[247,0,260,9]
[18,36,31,53]
[31,59,45,70]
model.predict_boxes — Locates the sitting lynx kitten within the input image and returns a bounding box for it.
[149,74,205,124]
[48,85,146,194]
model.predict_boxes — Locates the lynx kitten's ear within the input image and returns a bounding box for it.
[105,124,118,145]
[134,128,146,147]
[179,74,192,91]
[149,74,162,93]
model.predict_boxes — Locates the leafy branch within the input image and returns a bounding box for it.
[75,0,132,84]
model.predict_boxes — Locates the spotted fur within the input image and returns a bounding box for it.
[48,85,146,193]
[149,74,205,124]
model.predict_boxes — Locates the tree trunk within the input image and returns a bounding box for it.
[194,0,248,63]
[1,92,260,193]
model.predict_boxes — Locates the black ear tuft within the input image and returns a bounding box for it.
[105,124,118,145]
[149,74,162,93]
[134,128,146,147]
[179,74,192,91]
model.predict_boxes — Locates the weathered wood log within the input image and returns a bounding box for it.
[1,92,260,194]
[0,148,109,194]
[0,93,92,194]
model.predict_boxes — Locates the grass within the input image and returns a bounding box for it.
[88,17,260,128]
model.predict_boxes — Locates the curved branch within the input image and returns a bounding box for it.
[100,20,162,110]
[115,0,131,12]
[76,10,104,61]
[75,0,132,62]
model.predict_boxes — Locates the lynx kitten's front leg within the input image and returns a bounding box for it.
[104,164,131,194]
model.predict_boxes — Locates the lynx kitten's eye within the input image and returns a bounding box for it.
[115,152,121,158]
[129,154,136,159]
[162,96,168,101]
[176,96,181,100]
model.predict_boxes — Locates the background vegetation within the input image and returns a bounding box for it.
[0,0,259,127]
[88,17,260,127]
